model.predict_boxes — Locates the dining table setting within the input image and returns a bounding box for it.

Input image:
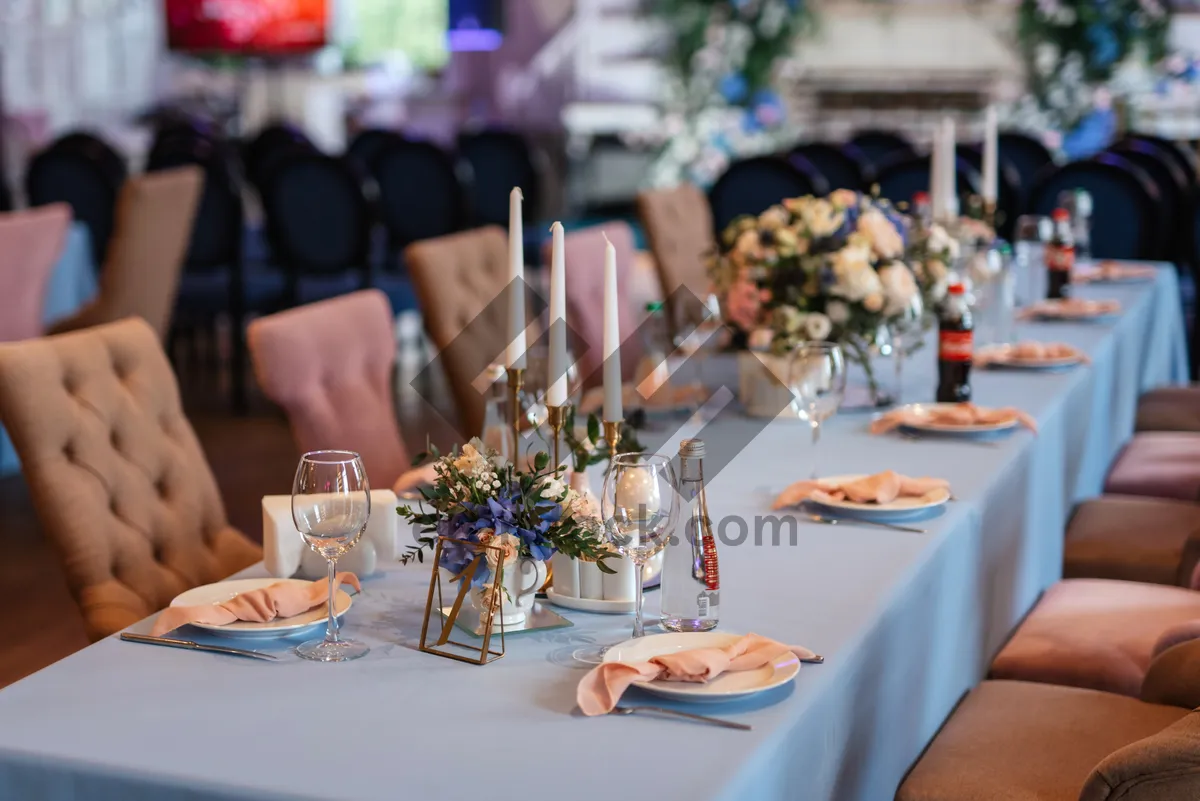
[0,217,1187,801]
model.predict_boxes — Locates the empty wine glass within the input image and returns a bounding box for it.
[789,343,847,478]
[888,295,925,405]
[602,453,680,639]
[292,450,371,662]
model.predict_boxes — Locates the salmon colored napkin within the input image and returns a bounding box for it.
[772,470,949,510]
[1018,298,1121,320]
[151,573,361,636]
[577,633,814,716]
[869,402,1038,435]
[1074,262,1156,283]
[975,341,1090,367]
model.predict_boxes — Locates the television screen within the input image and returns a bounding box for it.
[166,0,330,55]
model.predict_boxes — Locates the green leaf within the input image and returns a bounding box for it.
[587,414,601,445]
[595,559,618,575]
[534,451,550,471]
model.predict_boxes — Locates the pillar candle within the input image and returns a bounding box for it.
[507,188,526,370]
[547,222,568,407]
[982,105,998,205]
[602,234,623,422]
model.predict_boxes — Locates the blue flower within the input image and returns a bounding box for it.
[785,0,803,9]
[1061,108,1116,161]
[718,73,748,104]
[741,108,763,134]
[1085,24,1120,69]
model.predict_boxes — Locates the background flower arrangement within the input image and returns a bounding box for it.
[398,441,615,587]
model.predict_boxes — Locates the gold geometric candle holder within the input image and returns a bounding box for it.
[418,536,507,666]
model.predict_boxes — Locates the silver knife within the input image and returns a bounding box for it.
[120,632,278,661]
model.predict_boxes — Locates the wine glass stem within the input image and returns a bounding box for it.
[325,557,340,644]
[810,420,822,479]
[632,558,646,638]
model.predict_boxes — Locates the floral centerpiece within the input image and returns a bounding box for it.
[905,219,960,312]
[710,190,922,402]
[399,440,615,612]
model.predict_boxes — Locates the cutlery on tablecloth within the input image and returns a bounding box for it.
[800,654,825,664]
[805,513,926,535]
[120,633,279,661]
[609,705,752,730]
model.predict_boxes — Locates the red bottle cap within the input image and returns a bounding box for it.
[913,191,930,204]
[1052,208,1070,222]
[948,283,965,295]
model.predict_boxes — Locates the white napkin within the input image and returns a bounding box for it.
[263,489,400,579]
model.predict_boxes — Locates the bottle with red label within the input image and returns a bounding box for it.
[937,283,974,403]
[912,191,933,229]
[1045,207,1075,300]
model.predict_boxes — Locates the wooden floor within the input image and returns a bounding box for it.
[0,339,460,689]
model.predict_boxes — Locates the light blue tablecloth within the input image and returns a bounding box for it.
[0,265,1187,801]
[0,223,96,475]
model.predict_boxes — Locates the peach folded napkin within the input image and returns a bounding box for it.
[772,470,949,510]
[1074,262,1156,283]
[869,402,1037,435]
[151,573,361,636]
[577,633,814,716]
[1019,298,1120,320]
[975,341,1090,367]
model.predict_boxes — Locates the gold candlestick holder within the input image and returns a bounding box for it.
[507,367,525,461]
[602,419,622,467]
[545,403,571,474]
[982,199,998,231]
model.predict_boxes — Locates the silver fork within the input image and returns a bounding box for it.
[609,705,751,730]
[806,513,926,535]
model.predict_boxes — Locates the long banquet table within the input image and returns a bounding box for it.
[0,264,1188,801]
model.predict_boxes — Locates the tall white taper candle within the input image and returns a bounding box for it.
[547,222,568,407]
[602,233,623,422]
[507,187,526,369]
[982,105,998,205]
[942,117,958,220]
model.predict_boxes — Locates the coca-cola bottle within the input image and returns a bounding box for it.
[1045,208,1075,300]
[912,191,933,229]
[936,283,973,403]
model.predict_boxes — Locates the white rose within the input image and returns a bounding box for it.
[805,312,832,341]
[826,300,850,325]
[539,475,568,500]
[830,237,880,301]
[856,208,905,260]
[878,261,919,317]
[863,293,884,313]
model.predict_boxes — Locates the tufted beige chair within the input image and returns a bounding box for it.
[49,166,203,340]
[636,183,717,340]
[405,226,534,437]
[0,317,261,641]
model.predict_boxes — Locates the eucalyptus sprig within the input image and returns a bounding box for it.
[559,408,645,474]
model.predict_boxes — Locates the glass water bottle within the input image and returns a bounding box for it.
[661,439,720,632]
[480,363,514,462]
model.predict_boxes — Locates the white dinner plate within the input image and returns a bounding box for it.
[1025,301,1119,323]
[978,348,1084,371]
[169,578,353,640]
[807,473,951,521]
[892,403,1018,435]
[545,589,636,614]
[603,632,805,703]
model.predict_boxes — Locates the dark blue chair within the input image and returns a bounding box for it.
[243,122,317,192]
[25,131,126,269]
[708,156,828,236]
[346,128,407,174]
[1124,134,1198,184]
[847,131,914,171]
[1109,140,1191,266]
[998,132,1055,210]
[457,128,540,227]
[788,143,873,192]
[1028,154,1162,261]
[873,154,981,210]
[371,137,468,258]
[955,144,1023,239]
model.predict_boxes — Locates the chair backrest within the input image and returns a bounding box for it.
[346,128,407,174]
[404,226,520,437]
[373,138,467,255]
[550,222,642,387]
[147,137,244,272]
[260,153,373,278]
[0,205,72,342]
[847,130,915,168]
[1123,134,1198,183]
[1108,140,1191,263]
[708,156,828,237]
[248,290,408,490]
[25,134,126,269]
[956,144,1023,237]
[998,131,1056,207]
[1028,154,1161,261]
[873,153,981,209]
[243,122,316,189]
[636,183,717,341]
[1079,707,1200,800]
[457,129,540,227]
[0,317,260,640]
[788,143,873,192]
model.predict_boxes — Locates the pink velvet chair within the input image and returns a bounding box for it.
[989,578,1200,698]
[247,290,409,490]
[1064,495,1200,588]
[1104,433,1200,502]
[546,222,642,388]
[0,204,72,342]
[1136,386,1200,432]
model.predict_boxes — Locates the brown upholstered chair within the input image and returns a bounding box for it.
[1136,386,1200,432]
[405,226,535,437]
[49,166,203,340]
[1064,495,1200,588]
[896,680,1200,801]
[0,318,260,640]
[1104,432,1200,502]
[636,183,716,340]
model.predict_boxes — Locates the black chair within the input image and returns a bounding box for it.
[243,122,317,192]
[0,171,11,213]
[955,144,1023,239]
[1123,134,1198,184]
[25,131,127,269]
[998,132,1055,209]
[847,131,914,170]
[1108,139,1191,266]
[788,143,873,192]
[872,153,981,210]
[259,152,374,308]
[346,128,407,174]
[1028,154,1162,261]
[372,137,467,256]
[457,128,541,227]
[708,156,828,236]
